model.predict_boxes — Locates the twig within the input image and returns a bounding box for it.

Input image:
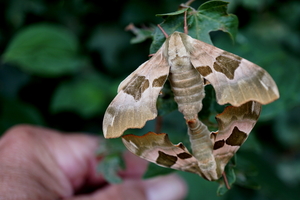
[222,171,231,190]
[157,24,169,38]
[155,116,163,133]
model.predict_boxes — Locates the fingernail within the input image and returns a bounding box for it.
[144,174,187,200]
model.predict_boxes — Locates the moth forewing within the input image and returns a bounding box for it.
[188,35,279,107]
[102,47,170,138]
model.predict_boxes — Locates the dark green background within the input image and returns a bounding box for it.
[0,0,300,199]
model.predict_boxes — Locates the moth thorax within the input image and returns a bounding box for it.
[169,63,205,120]
[166,32,190,61]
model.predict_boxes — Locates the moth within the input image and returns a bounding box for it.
[103,11,279,181]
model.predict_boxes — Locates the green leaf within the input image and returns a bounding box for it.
[97,156,123,184]
[3,23,84,77]
[51,72,111,118]
[150,0,238,53]
[97,138,125,184]
[195,0,238,40]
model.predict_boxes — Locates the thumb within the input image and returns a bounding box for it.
[68,174,187,200]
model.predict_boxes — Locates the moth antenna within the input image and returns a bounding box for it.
[155,116,163,133]
[222,171,231,190]
[157,24,169,38]
[184,10,188,34]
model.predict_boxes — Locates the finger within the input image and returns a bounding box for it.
[119,151,149,179]
[51,133,103,189]
[0,125,104,197]
[0,125,74,198]
[67,174,187,200]
[144,174,187,200]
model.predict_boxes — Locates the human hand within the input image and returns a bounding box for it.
[0,125,186,200]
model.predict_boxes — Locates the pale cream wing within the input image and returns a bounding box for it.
[187,35,279,107]
[212,101,261,174]
[103,47,170,138]
[122,132,203,176]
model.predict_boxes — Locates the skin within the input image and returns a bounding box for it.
[0,125,187,200]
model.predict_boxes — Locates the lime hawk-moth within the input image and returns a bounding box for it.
[103,12,279,182]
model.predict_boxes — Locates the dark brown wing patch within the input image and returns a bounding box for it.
[153,75,168,87]
[177,152,193,159]
[123,75,150,101]
[226,126,247,146]
[213,52,242,80]
[156,151,178,167]
[196,65,213,77]
[213,140,225,150]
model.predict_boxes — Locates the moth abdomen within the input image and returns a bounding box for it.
[187,118,219,180]
[187,118,213,151]
[169,63,205,120]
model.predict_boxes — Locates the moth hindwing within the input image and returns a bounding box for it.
[122,101,262,181]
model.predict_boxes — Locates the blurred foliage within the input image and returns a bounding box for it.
[97,137,125,184]
[0,0,300,199]
[3,23,84,77]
